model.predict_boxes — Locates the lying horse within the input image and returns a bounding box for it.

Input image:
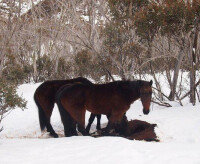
[125,120,158,141]
[34,77,103,137]
[56,80,153,136]
[93,118,159,142]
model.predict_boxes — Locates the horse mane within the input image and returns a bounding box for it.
[99,80,142,91]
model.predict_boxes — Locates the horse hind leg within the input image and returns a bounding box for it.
[96,114,102,131]
[35,97,58,138]
[86,113,96,133]
[57,102,75,137]
[57,95,79,137]
[69,117,78,136]
[46,122,59,138]
[45,105,59,138]
[77,119,89,136]
[72,108,89,136]
[77,124,89,136]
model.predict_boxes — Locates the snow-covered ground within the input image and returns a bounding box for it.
[0,83,200,164]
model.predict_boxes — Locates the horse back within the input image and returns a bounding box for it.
[34,77,92,102]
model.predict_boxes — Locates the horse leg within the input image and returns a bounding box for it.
[116,114,128,135]
[58,104,74,137]
[96,114,102,131]
[77,119,89,136]
[103,113,123,136]
[57,99,79,137]
[35,96,58,138]
[106,114,111,120]
[86,113,96,133]
[46,121,59,138]
[98,114,111,132]
[60,115,71,137]
[69,118,78,136]
[43,103,59,138]
[72,109,89,136]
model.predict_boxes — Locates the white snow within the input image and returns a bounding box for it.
[0,83,200,164]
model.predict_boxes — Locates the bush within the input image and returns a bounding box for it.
[2,55,32,85]
[0,80,27,132]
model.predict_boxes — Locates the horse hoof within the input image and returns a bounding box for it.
[96,129,102,135]
[101,131,109,136]
[50,133,59,138]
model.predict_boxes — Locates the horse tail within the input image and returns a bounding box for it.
[34,92,46,131]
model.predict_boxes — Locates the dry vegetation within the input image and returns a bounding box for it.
[0,0,200,113]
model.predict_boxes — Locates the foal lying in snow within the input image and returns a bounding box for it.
[92,117,159,142]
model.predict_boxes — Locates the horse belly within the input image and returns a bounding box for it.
[85,101,111,115]
[85,88,118,115]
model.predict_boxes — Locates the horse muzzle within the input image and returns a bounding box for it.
[143,108,150,115]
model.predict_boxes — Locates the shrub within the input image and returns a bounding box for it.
[0,80,27,132]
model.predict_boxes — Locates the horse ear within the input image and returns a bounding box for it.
[150,80,153,86]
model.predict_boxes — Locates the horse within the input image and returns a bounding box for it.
[34,77,103,138]
[56,80,153,136]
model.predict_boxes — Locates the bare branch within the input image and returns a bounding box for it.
[151,100,172,107]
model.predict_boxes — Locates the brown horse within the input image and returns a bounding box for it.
[34,77,102,138]
[56,80,153,136]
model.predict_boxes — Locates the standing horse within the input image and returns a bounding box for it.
[34,77,102,137]
[56,80,153,136]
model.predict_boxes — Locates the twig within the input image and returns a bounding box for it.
[152,87,170,100]
[180,78,200,100]
[0,127,3,133]
[196,88,200,102]
[151,100,172,107]
[104,68,115,82]
[175,93,183,106]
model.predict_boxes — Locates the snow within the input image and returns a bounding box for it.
[1,138,200,164]
[1,83,200,164]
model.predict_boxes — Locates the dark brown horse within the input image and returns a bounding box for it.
[56,80,153,136]
[34,77,101,137]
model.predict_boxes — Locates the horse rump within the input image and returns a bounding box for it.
[56,85,78,137]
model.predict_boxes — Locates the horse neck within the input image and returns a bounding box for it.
[114,81,140,103]
[128,82,141,102]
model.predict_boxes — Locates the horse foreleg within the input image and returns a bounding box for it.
[103,114,125,136]
[116,114,129,135]
[103,116,116,136]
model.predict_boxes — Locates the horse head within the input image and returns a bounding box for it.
[139,80,153,115]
